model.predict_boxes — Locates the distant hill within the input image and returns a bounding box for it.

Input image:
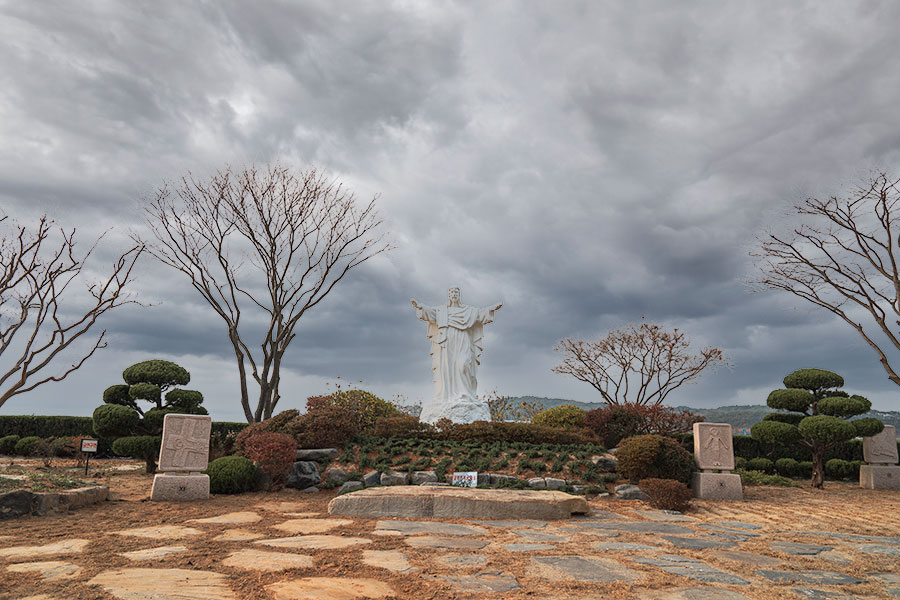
[511,397,900,433]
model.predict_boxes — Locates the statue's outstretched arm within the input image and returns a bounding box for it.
[491,302,503,312]
[410,298,421,310]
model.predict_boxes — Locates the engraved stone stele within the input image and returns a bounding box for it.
[151,414,212,501]
[691,422,742,501]
[860,425,900,490]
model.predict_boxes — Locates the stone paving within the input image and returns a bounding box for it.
[1,500,899,599]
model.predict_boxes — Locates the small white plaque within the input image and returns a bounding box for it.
[81,438,98,453]
[451,471,478,487]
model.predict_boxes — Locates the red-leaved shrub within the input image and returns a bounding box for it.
[638,478,693,512]
[286,405,359,449]
[585,404,704,447]
[237,431,296,487]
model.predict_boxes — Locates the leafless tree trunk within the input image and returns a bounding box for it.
[552,322,727,406]
[0,215,143,409]
[756,172,900,388]
[140,165,391,423]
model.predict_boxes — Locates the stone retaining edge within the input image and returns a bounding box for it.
[0,485,109,519]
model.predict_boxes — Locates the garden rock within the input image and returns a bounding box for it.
[662,536,736,550]
[295,448,339,461]
[436,554,488,568]
[545,478,566,490]
[362,549,417,573]
[88,568,235,600]
[375,520,486,536]
[0,538,90,560]
[380,470,409,486]
[770,542,832,555]
[406,536,489,550]
[634,556,748,584]
[411,471,437,485]
[756,570,863,585]
[222,549,314,572]
[7,561,82,581]
[614,484,649,500]
[255,534,372,550]
[530,556,642,583]
[285,461,321,490]
[363,471,380,486]
[323,467,349,483]
[592,455,618,471]
[440,572,519,592]
[267,577,394,600]
[528,478,547,489]
[121,545,188,561]
[338,481,363,494]
[0,490,33,519]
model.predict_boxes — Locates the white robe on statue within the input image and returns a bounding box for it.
[416,303,499,423]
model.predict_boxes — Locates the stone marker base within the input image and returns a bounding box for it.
[151,474,209,501]
[859,465,900,490]
[328,486,589,520]
[692,472,743,501]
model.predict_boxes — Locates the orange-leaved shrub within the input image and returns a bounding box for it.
[585,404,704,448]
[530,404,586,429]
[234,409,299,454]
[286,405,359,449]
[638,478,693,512]
[616,434,694,484]
[306,389,396,432]
[237,431,296,487]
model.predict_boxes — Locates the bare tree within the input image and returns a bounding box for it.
[0,215,142,409]
[757,172,900,388]
[141,165,391,423]
[552,322,727,406]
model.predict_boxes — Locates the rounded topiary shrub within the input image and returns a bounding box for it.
[531,404,586,430]
[616,434,694,484]
[0,434,20,455]
[775,457,799,478]
[92,404,141,437]
[14,436,41,456]
[49,436,80,457]
[797,461,814,479]
[638,478,693,512]
[824,458,856,480]
[205,455,256,494]
[123,359,190,388]
[745,457,775,474]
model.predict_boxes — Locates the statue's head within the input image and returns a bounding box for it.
[448,287,461,305]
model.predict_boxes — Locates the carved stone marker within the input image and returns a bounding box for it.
[860,425,900,490]
[151,414,212,501]
[691,422,742,501]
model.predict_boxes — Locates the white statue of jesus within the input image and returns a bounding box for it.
[411,287,502,424]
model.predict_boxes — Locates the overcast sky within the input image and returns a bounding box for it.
[3,1,900,422]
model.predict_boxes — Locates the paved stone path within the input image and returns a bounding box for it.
[2,501,897,598]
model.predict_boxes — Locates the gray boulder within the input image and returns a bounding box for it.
[411,471,437,485]
[338,481,363,494]
[545,477,566,491]
[591,455,618,472]
[528,478,547,489]
[614,484,648,501]
[285,460,322,490]
[363,471,381,486]
[323,467,349,483]
[295,448,339,461]
[489,474,523,486]
[381,470,410,486]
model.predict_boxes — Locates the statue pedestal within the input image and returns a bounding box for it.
[692,472,743,501]
[859,465,900,490]
[151,473,210,501]
[420,396,491,424]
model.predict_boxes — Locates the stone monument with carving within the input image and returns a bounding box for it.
[411,287,502,424]
[860,424,900,490]
[150,413,212,501]
[691,422,743,500]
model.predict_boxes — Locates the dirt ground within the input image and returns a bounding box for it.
[1,458,899,599]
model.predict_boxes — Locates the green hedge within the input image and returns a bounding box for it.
[0,415,247,438]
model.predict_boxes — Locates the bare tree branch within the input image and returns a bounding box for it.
[139,164,392,422]
[552,322,728,406]
[0,215,143,409]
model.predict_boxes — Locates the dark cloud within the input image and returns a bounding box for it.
[2,2,900,420]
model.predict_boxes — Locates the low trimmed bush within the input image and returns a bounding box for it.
[237,431,296,487]
[531,404,586,429]
[0,434,20,455]
[824,458,856,480]
[205,455,256,494]
[639,478,693,512]
[616,434,694,484]
[745,457,775,474]
[14,436,41,456]
[775,457,799,478]
[797,460,814,479]
[49,436,83,457]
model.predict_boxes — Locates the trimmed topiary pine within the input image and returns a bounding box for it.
[103,359,204,415]
[751,368,883,488]
[112,436,162,474]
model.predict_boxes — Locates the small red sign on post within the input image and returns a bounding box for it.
[81,439,98,453]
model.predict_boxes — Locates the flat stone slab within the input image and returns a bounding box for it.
[595,542,659,551]
[273,518,353,534]
[327,486,589,520]
[577,521,694,535]
[255,502,318,513]
[869,572,900,584]
[502,543,555,552]
[255,535,372,550]
[473,519,547,528]
[512,529,569,543]
[88,568,235,600]
[121,546,188,561]
[7,561,81,580]
[0,538,89,560]
[854,544,900,557]
[710,550,782,566]
[435,554,488,568]
[361,550,417,573]
[405,536,489,550]
[640,587,750,600]
[112,525,202,539]
[213,529,265,542]
[791,590,857,599]
[267,577,394,600]
[756,570,863,585]
[222,549,314,571]
[794,530,900,544]
[189,511,261,524]
[634,556,748,584]
[815,551,852,565]
[770,542,833,555]
[661,536,736,550]
[633,510,698,522]
[721,521,762,530]
[698,524,760,537]
[374,520,487,536]
[531,556,642,583]
[440,572,519,592]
